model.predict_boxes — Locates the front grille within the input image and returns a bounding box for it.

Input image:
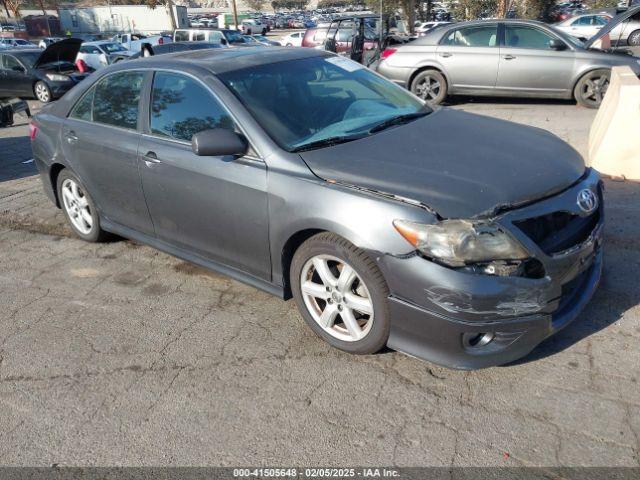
[514,209,600,255]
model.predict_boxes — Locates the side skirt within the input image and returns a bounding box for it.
[101,218,285,299]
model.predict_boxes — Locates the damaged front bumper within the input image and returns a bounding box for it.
[379,169,604,369]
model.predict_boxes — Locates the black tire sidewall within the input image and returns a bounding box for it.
[574,69,610,108]
[411,69,447,105]
[290,233,390,355]
[56,169,103,242]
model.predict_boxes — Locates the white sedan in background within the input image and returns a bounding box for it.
[555,13,611,41]
[76,41,135,70]
[281,31,304,47]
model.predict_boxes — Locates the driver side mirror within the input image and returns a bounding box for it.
[191,129,248,157]
[549,39,567,50]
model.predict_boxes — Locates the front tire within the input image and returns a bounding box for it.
[574,69,610,108]
[290,233,390,355]
[34,81,52,103]
[411,69,447,105]
[628,29,640,46]
[57,169,109,242]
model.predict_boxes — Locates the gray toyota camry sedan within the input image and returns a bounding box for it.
[377,18,640,108]
[31,47,603,369]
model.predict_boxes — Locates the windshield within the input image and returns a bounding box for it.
[548,25,585,48]
[218,55,427,151]
[101,42,127,53]
[222,30,244,43]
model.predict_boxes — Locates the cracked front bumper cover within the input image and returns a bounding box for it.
[385,247,602,369]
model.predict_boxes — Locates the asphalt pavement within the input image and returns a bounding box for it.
[0,100,638,467]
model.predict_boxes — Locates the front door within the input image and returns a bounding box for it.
[495,24,575,96]
[138,71,270,280]
[62,70,154,235]
[0,54,32,97]
[435,23,500,92]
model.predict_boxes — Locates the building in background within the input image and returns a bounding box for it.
[58,5,189,36]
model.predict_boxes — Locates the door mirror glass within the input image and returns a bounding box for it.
[191,128,248,157]
[549,39,567,50]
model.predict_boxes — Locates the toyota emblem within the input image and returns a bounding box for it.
[577,189,598,214]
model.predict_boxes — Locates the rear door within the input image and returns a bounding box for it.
[496,24,575,95]
[436,24,500,92]
[137,71,270,279]
[62,71,154,235]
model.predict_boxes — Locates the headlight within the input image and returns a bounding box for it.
[45,73,68,81]
[393,219,528,267]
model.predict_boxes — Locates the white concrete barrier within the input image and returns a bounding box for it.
[588,66,640,180]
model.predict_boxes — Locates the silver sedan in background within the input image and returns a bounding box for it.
[377,19,640,108]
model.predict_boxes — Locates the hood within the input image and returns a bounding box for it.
[585,5,640,48]
[33,38,82,69]
[299,109,585,219]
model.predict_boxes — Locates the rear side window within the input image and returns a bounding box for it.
[442,25,497,47]
[150,72,235,142]
[174,30,189,42]
[69,71,144,130]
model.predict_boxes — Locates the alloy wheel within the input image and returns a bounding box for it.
[581,73,609,107]
[300,255,374,342]
[35,83,50,103]
[416,75,442,101]
[61,178,93,235]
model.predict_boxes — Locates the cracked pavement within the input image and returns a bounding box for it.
[0,100,639,467]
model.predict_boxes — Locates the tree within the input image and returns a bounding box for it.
[244,0,265,11]
[450,0,498,21]
[4,0,24,18]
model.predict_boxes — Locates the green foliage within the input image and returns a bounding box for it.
[271,0,309,9]
[245,0,265,11]
[450,0,497,21]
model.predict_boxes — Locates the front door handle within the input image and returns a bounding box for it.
[143,151,161,167]
[440,52,452,58]
[503,54,516,60]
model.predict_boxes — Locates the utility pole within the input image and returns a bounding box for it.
[165,0,177,32]
[231,0,239,30]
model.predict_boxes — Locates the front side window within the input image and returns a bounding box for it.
[150,72,235,142]
[71,72,144,129]
[505,25,555,49]
[3,55,24,71]
[442,25,497,47]
[218,55,426,151]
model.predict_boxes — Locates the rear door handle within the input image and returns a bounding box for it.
[440,52,452,58]
[503,54,516,60]
[65,130,78,144]
[143,151,161,166]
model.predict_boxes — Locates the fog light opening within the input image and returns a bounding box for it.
[463,332,495,350]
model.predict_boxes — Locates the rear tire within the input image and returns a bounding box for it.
[290,232,390,355]
[628,29,640,46]
[57,169,110,242]
[261,28,267,36]
[411,69,447,105]
[574,69,610,108]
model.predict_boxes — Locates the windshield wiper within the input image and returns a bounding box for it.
[290,134,367,153]
[368,111,430,134]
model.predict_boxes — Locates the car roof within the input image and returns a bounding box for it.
[117,46,329,75]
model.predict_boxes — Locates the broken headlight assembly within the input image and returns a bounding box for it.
[393,219,529,268]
